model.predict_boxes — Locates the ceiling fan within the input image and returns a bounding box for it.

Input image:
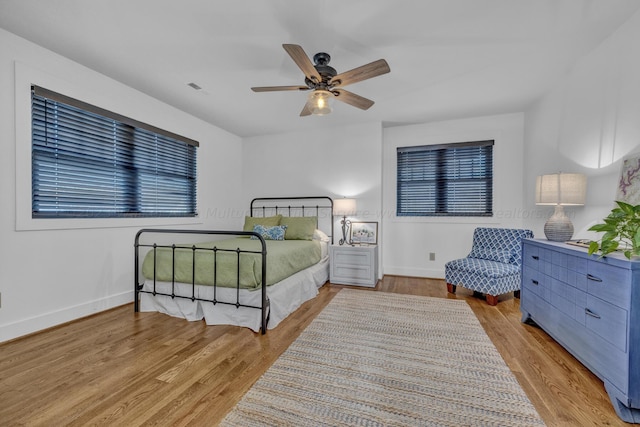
[251,44,390,116]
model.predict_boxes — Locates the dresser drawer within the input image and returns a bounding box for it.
[523,244,540,270]
[586,261,631,309]
[549,277,586,324]
[522,268,545,299]
[520,284,546,319]
[522,267,542,295]
[584,294,628,352]
[567,254,588,273]
[565,254,588,291]
[544,309,629,395]
[540,256,553,277]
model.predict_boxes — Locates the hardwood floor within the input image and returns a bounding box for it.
[0,276,634,426]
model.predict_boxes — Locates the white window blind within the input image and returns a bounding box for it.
[397,140,493,217]
[31,85,198,218]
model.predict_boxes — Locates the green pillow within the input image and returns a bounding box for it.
[243,214,282,232]
[280,216,317,240]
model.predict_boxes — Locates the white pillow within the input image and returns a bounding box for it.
[312,229,330,242]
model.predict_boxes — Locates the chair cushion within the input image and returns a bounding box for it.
[445,257,520,279]
[468,248,512,264]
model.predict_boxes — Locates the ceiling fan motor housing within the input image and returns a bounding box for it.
[306,52,337,88]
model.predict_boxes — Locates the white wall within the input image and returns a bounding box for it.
[243,115,525,281]
[383,114,525,278]
[523,9,640,240]
[242,122,383,271]
[0,28,243,342]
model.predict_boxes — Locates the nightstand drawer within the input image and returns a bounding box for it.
[332,248,373,267]
[334,264,373,280]
[329,245,378,287]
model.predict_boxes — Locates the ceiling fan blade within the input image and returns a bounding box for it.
[300,102,312,117]
[332,89,375,110]
[329,59,390,87]
[251,85,309,92]
[283,44,322,83]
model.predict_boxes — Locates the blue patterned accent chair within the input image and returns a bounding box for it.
[445,227,534,306]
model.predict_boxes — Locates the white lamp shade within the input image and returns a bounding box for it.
[333,198,357,216]
[535,173,587,206]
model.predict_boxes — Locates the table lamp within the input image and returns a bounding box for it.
[333,198,357,245]
[536,173,587,242]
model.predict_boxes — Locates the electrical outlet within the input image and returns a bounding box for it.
[429,252,436,261]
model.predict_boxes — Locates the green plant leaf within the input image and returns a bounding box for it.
[589,223,616,232]
[588,241,600,255]
[617,200,635,214]
[633,228,640,249]
[601,239,619,255]
[609,209,625,219]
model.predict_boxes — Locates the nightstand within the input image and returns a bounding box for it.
[329,244,378,287]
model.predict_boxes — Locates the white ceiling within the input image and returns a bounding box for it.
[1,0,639,138]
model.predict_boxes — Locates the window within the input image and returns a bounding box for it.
[397,140,493,217]
[31,85,198,218]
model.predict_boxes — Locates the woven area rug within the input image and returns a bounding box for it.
[221,289,545,427]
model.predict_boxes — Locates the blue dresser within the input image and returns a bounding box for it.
[520,239,640,423]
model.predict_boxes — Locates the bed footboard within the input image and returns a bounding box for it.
[134,229,269,334]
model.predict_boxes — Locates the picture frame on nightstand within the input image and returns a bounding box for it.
[350,221,378,245]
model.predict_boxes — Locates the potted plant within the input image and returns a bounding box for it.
[588,200,640,259]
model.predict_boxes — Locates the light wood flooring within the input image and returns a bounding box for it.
[0,276,635,426]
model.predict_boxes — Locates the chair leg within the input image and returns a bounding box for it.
[446,283,456,294]
[486,294,499,306]
[514,290,521,299]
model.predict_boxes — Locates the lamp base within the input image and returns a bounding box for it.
[339,216,352,246]
[544,205,574,242]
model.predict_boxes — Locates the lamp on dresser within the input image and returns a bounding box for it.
[333,197,356,245]
[535,172,587,242]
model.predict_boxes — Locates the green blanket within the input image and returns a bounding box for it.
[141,238,322,290]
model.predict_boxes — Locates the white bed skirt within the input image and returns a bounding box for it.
[139,256,329,332]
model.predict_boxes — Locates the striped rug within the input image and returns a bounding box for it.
[221,289,545,427]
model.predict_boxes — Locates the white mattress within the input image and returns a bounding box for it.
[139,254,329,332]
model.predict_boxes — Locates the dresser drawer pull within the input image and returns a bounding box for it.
[531,280,539,285]
[532,255,539,260]
[587,274,603,282]
[585,308,601,319]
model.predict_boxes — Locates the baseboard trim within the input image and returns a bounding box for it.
[383,266,444,279]
[0,291,133,343]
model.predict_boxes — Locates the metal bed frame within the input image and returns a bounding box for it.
[134,196,333,334]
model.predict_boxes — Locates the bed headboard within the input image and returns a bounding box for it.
[250,196,334,244]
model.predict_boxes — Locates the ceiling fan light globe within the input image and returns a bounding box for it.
[308,90,333,116]
[312,104,332,116]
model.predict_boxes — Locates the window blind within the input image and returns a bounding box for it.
[31,85,198,218]
[397,140,493,217]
